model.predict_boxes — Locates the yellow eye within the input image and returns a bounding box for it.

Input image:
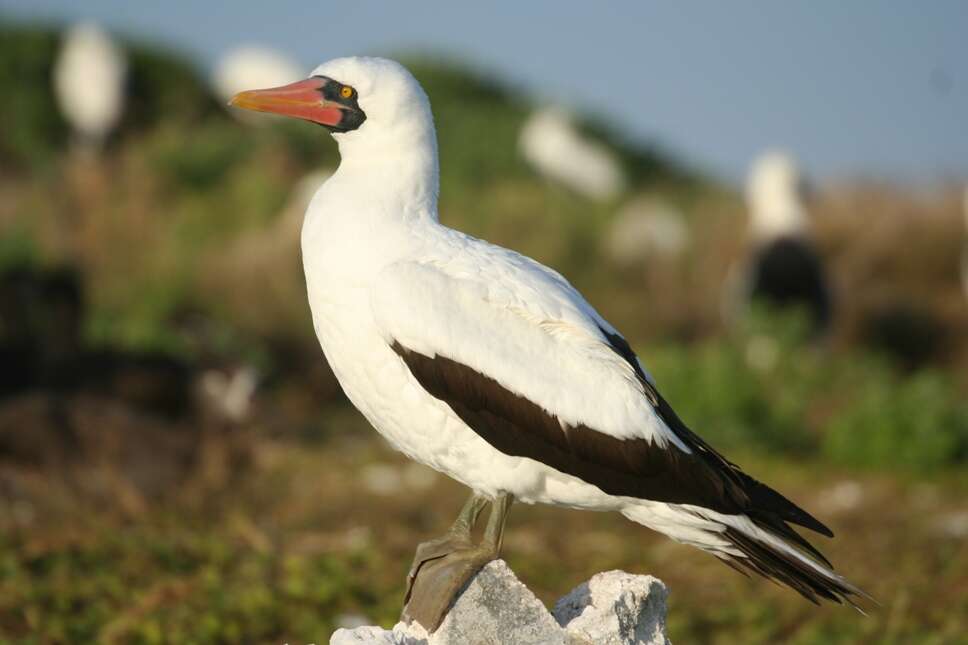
[340,86,355,99]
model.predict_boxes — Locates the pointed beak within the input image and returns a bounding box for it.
[229,77,344,127]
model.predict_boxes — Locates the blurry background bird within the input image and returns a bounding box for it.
[53,22,127,152]
[212,45,304,123]
[519,106,627,201]
[725,151,832,338]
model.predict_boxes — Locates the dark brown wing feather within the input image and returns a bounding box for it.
[391,338,827,538]
[389,332,867,608]
[597,329,833,538]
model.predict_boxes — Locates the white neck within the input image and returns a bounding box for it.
[331,123,440,222]
[300,116,442,295]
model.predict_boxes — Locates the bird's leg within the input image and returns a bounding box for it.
[402,493,514,632]
[404,492,489,604]
[481,492,513,554]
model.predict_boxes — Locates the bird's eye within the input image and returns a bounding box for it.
[340,86,355,99]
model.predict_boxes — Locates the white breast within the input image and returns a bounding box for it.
[300,217,618,511]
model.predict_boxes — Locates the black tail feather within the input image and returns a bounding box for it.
[748,514,832,567]
[722,527,870,610]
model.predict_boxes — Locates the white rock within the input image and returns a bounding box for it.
[330,625,413,645]
[330,560,670,645]
[430,559,564,644]
[553,571,671,645]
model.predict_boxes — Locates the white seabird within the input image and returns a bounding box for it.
[519,106,626,201]
[731,151,832,335]
[229,58,864,630]
[53,22,127,150]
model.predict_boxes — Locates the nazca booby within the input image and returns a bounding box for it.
[732,151,832,336]
[213,45,303,123]
[53,22,127,150]
[229,57,865,630]
[519,106,626,200]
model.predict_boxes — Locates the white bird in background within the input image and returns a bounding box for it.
[212,46,303,123]
[53,22,127,150]
[229,57,864,631]
[604,196,690,265]
[519,106,626,201]
[747,151,808,242]
[732,151,832,335]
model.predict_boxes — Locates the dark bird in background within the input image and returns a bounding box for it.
[727,151,832,337]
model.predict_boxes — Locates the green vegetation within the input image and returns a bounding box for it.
[0,527,392,644]
[652,341,968,471]
[645,312,968,471]
[0,25,67,168]
[2,442,966,644]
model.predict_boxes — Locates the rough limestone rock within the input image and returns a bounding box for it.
[552,570,670,645]
[330,560,671,645]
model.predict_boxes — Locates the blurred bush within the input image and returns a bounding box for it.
[644,310,968,471]
[0,25,68,168]
[823,369,968,471]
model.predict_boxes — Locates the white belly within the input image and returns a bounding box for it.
[307,289,620,511]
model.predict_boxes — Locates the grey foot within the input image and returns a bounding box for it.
[403,532,473,605]
[401,544,496,632]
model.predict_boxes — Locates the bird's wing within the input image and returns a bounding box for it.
[369,236,830,537]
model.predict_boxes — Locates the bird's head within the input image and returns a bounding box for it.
[746,150,809,241]
[229,56,433,148]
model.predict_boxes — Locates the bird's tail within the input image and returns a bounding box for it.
[621,502,870,610]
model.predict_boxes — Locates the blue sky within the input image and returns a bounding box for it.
[3,1,966,184]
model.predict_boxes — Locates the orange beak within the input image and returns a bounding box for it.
[229,77,345,127]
